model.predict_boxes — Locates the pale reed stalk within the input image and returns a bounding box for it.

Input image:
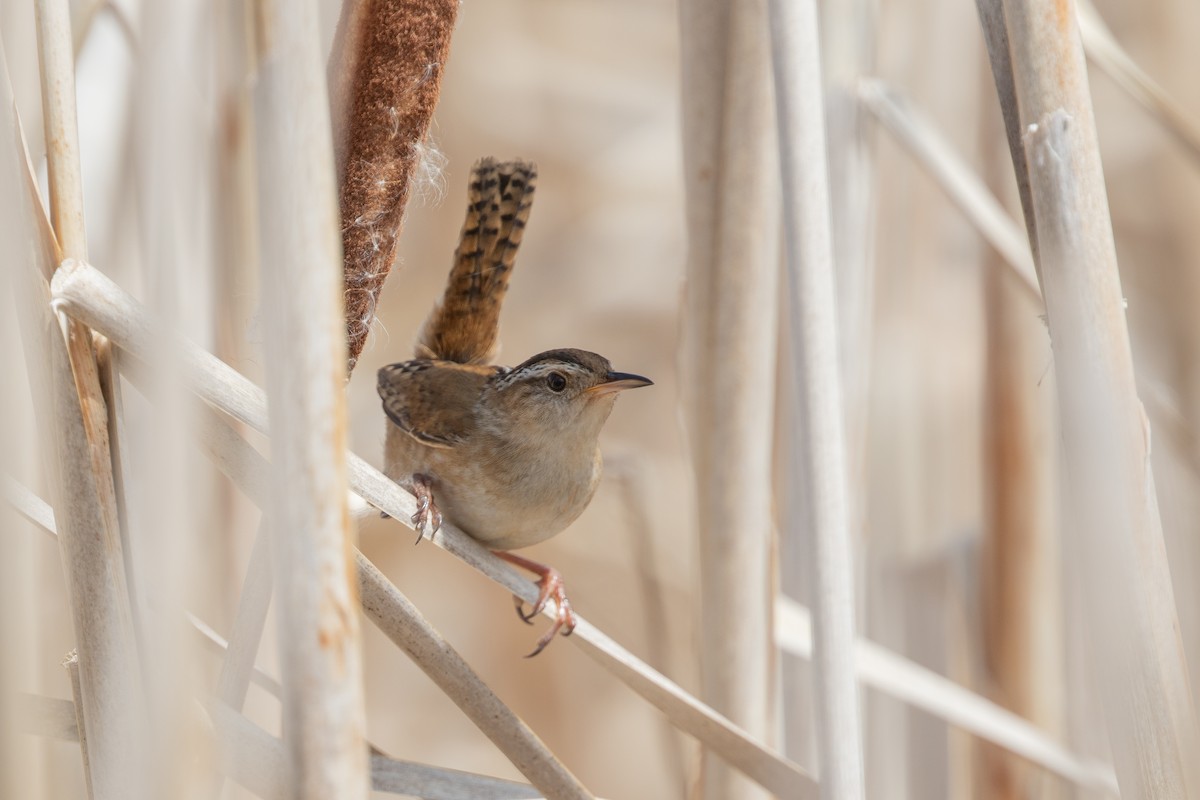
[253,0,369,795]
[981,0,1200,795]
[679,0,780,795]
[768,0,865,796]
[51,258,817,799]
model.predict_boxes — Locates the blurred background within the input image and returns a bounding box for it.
[3,0,1200,797]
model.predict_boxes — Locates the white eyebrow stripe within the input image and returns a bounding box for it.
[490,361,586,388]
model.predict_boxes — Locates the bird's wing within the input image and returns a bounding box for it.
[376,360,497,448]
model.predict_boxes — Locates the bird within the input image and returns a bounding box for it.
[377,158,652,655]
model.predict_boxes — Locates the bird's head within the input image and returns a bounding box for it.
[482,348,652,444]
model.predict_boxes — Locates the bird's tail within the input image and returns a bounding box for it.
[415,158,537,364]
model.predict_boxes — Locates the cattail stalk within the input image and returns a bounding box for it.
[328,0,459,373]
[768,0,865,796]
[982,0,1200,796]
[679,0,779,795]
[252,0,368,795]
[774,597,1118,794]
[24,5,143,796]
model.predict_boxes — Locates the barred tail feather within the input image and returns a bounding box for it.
[416,158,537,364]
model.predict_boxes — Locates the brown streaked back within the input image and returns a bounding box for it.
[416,158,537,364]
[377,359,502,447]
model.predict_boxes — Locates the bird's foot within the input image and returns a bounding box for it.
[492,550,577,657]
[409,473,442,544]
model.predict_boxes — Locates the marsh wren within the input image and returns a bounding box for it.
[378,159,651,655]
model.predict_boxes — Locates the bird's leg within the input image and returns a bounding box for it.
[492,550,577,657]
[409,473,442,544]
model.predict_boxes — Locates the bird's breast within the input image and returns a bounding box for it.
[384,414,606,549]
[438,438,601,550]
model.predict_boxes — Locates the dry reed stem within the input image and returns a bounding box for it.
[3,474,58,538]
[6,34,142,796]
[207,699,554,799]
[71,0,136,59]
[23,685,551,800]
[33,0,87,260]
[859,92,1068,784]
[1025,110,1198,800]
[820,17,877,701]
[7,490,550,800]
[205,699,288,800]
[17,688,551,800]
[187,613,282,698]
[21,266,142,800]
[977,78,1064,800]
[213,0,261,380]
[328,0,459,373]
[15,695,80,743]
[50,259,817,799]
[974,0,1042,278]
[859,86,1200,771]
[2,421,1115,797]
[195,612,549,798]
[608,463,688,786]
[818,5,877,779]
[0,375,39,799]
[860,79,1200,476]
[7,469,816,799]
[368,754,545,799]
[978,276,1060,800]
[858,80,1042,305]
[0,652,24,800]
[3,477,56,535]
[565,621,814,800]
[820,3,879,772]
[126,18,224,793]
[207,515,273,799]
[21,670,550,800]
[768,0,865,796]
[679,0,779,795]
[213,519,273,711]
[822,0,877,463]
[185,397,594,799]
[63,653,94,800]
[357,556,595,800]
[34,0,125,550]
[995,0,1200,794]
[1077,1,1200,164]
[94,343,135,604]
[776,598,1118,795]
[254,1,368,795]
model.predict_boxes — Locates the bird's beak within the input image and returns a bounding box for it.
[586,371,654,396]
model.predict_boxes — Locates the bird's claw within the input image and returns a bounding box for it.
[525,595,575,658]
[512,593,535,625]
[409,474,442,544]
[410,501,442,544]
[510,566,576,657]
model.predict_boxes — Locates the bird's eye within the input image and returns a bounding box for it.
[547,372,567,392]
